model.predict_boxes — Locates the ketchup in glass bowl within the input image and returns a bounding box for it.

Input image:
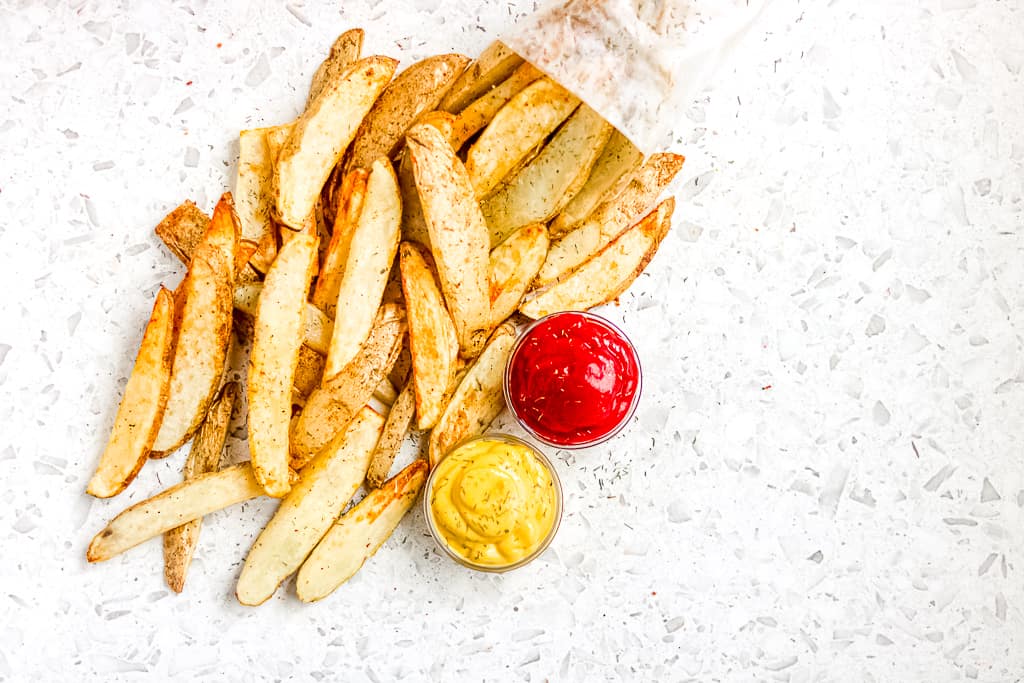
[504,311,641,448]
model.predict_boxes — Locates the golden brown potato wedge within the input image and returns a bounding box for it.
[439,41,524,114]
[162,381,237,593]
[307,28,364,106]
[235,127,277,244]
[236,407,384,606]
[345,54,470,173]
[522,198,674,319]
[480,105,612,247]
[547,129,643,238]
[536,153,685,285]
[428,323,516,466]
[365,381,416,488]
[396,112,456,249]
[399,242,459,430]
[311,167,368,316]
[323,159,402,377]
[233,282,332,356]
[488,223,549,329]
[406,123,491,357]
[86,462,264,563]
[450,62,544,150]
[290,304,406,468]
[297,459,427,602]
[151,193,239,455]
[274,56,397,229]
[248,233,319,498]
[154,200,210,265]
[86,288,175,498]
[465,78,579,199]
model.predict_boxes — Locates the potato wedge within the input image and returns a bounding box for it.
[548,129,643,238]
[274,56,397,228]
[86,288,175,498]
[163,381,237,593]
[297,459,427,602]
[322,158,402,377]
[465,78,579,199]
[154,200,210,265]
[291,304,405,468]
[481,105,612,247]
[397,112,456,249]
[428,323,516,466]
[86,462,264,563]
[236,407,384,606]
[399,242,458,429]
[522,198,675,319]
[307,28,364,106]
[536,153,685,285]
[234,127,277,244]
[233,282,332,356]
[264,123,295,166]
[151,193,239,455]
[345,54,469,173]
[311,167,368,316]
[439,41,523,114]
[406,123,490,357]
[248,233,319,497]
[450,62,544,150]
[488,223,549,329]
[365,381,416,488]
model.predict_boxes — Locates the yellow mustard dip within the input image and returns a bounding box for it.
[428,437,558,567]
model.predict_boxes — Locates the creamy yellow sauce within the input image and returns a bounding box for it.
[429,438,558,567]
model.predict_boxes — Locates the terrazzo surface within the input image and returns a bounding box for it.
[1,0,1023,680]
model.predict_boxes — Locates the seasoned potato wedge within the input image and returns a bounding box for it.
[428,323,516,466]
[235,127,277,244]
[548,129,643,238]
[465,78,579,199]
[450,62,543,150]
[154,200,210,265]
[86,287,175,498]
[481,105,612,247]
[536,153,685,285]
[396,112,456,249]
[323,158,402,377]
[233,282,332,356]
[163,381,237,593]
[86,462,264,563]
[274,56,397,228]
[522,198,674,318]
[406,123,491,357]
[297,459,427,602]
[236,408,384,606]
[311,168,368,316]
[365,381,416,489]
[307,28,364,106]
[152,193,239,455]
[439,41,523,114]
[399,242,459,430]
[488,223,549,329]
[248,233,319,498]
[346,54,469,173]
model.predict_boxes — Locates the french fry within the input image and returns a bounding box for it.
[86,462,264,563]
[536,153,685,285]
[428,323,517,466]
[290,304,405,468]
[521,198,675,319]
[233,282,332,356]
[154,200,210,264]
[151,193,239,455]
[234,127,277,245]
[397,112,456,249]
[307,28,364,106]
[439,41,524,114]
[481,105,612,247]
[406,123,491,357]
[236,408,384,606]
[365,381,416,488]
[310,168,368,316]
[297,459,427,602]
[345,54,470,173]
[323,159,401,376]
[274,56,397,229]
[86,288,175,498]
[162,381,237,593]
[488,223,549,329]
[248,233,319,498]
[450,62,544,149]
[548,129,643,238]
[465,78,579,199]
[399,242,458,429]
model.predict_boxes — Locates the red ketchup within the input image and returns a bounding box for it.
[505,311,641,447]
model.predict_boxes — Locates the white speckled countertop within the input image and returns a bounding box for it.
[2,0,1023,680]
